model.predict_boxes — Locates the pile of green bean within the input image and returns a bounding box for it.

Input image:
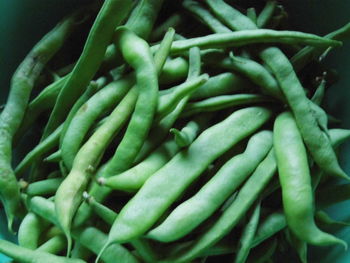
[1,0,350,262]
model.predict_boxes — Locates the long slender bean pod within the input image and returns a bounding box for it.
[234,202,261,263]
[26,178,64,196]
[37,235,66,254]
[257,1,277,28]
[42,0,133,138]
[0,13,78,230]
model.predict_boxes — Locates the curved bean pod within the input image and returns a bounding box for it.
[0,13,77,231]
[274,112,346,247]
[42,0,133,138]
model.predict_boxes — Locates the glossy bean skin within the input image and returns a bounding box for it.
[171,149,277,262]
[273,112,346,247]
[0,13,78,230]
[147,130,272,242]
[100,107,272,254]
[42,0,133,138]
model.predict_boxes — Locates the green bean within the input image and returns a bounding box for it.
[234,202,261,263]
[100,139,179,192]
[170,119,203,148]
[316,210,350,227]
[205,0,348,180]
[37,235,66,254]
[97,107,272,260]
[18,212,48,249]
[291,22,350,72]
[311,79,326,105]
[83,193,157,263]
[183,0,231,33]
[309,102,329,135]
[42,0,133,139]
[159,57,189,84]
[71,242,93,262]
[221,53,283,100]
[95,26,158,179]
[256,1,277,28]
[157,74,209,119]
[71,26,176,229]
[24,195,139,263]
[72,227,140,263]
[44,150,61,163]
[190,72,250,100]
[147,130,272,242]
[247,238,277,263]
[247,8,257,24]
[151,29,340,54]
[61,75,134,170]
[59,81,99,146]
[55,86,138,255]
[273,112,346,248]
[182,94,270,117]
[285,229,307,263]
[83,192,117,225]
[14,75,68,143]
[26,178,63,196]
[15,124,62,177]
[251,212,286,248]
[125,0,164,40]
[0,239,85,263]
[0,13,77,231]
[172,149,277,262]
[151,14,182,41]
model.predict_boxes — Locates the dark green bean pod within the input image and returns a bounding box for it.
[273,112,346,248]
[0,12,78,231]
[42,0,133,138]
[234,202,261,263]
[256,1,277,28]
